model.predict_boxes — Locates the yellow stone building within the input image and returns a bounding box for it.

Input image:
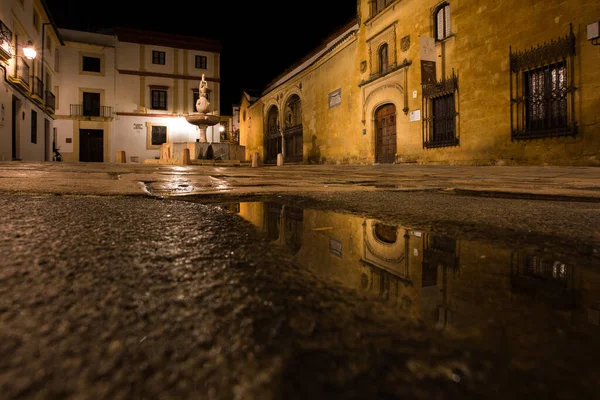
[239,0,600,166]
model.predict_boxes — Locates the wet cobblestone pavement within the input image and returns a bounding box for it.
[1,193,599,399]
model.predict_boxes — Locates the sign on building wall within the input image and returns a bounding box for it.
[410,109,421,122]
[420,37,436,85]
[329,88,342,108]
[134,123,143,130]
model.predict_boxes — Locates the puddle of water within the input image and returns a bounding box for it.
[214,200,600,348]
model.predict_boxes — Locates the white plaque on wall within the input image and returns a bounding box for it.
[410,110,421,122]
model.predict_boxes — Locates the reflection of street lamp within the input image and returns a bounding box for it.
[22,40,36,59]
[219,124,225,141]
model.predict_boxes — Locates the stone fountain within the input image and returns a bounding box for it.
[150,74,246,165]
[185,73,221,141]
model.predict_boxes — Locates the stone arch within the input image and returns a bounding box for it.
[264,104,281,164]
[282,91,303,162]
[363,84,404,163]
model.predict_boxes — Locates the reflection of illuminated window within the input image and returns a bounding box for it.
[265,202,281,241]
[374,223,397,244]
[526,256,568,282]
[284,206,303,255]
[422,234,458,287]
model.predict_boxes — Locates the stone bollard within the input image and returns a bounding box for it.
[181,148,191,165]
[277,153,284,166]
[251,152,260,168]
[116,150,126,163]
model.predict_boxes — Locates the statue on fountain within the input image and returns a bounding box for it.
[196,74,211,114]
[185,73,220,142]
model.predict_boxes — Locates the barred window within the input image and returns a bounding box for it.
[435,4,451,41]
[422,71,459,148]
[510,26,576,140]
[525,62,567,133]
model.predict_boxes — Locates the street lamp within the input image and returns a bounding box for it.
[22,40,36,59]
[219,124,225,142]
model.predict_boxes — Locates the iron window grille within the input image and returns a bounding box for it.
[422,70,459,149]
[151,125,167,146]
[509,25,577,140]
[435,4,451,41]
[152,50,165,65]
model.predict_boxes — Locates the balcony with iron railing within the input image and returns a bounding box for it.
[45,91,55,112]
[32,76,44,102]
[70,104,114,120]
[12,57,30,89]
[0,19,12,62]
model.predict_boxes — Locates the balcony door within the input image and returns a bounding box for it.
[83,92,101,117]
[79,129,104,162]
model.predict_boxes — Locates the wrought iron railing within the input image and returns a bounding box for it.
[422,70,459,149]
[509,25,577,140]
[32,76,43,99]
[0,19,12,61]
[70,104,113,118]
[15,57,30,88]
[45,91,55,111]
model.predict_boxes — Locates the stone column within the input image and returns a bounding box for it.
[199,125,208,142]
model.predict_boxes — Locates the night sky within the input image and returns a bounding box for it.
[44,1,358,115]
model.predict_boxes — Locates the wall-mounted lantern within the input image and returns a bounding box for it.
[22,40,36,59]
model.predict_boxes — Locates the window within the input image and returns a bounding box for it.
[151,89,167,110]
[82,56,101,73]
[83,92,101,117]
[422,70,459,148]
[148,125,168,148]
[195,55,207,69]
[31,110,37,143]
[435,4,451,41]
[33,10,40,32]
[152,50,165,65]
[378,43,388,74]
[46,36,52,51]
[370,0,395,17]
[525,63,567,133]
[509,28,576,140]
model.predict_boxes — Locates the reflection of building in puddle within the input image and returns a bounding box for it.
[236,202,600,332]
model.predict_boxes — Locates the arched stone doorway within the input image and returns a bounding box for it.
[374,103,397,164]
[265,105,281,164]
[283,94,303,162]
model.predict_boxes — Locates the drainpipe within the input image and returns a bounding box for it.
[41,22,52,99]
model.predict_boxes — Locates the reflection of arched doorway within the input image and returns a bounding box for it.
[375,103,396,164]
[283,94,303,162]
[265,106,281,164]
